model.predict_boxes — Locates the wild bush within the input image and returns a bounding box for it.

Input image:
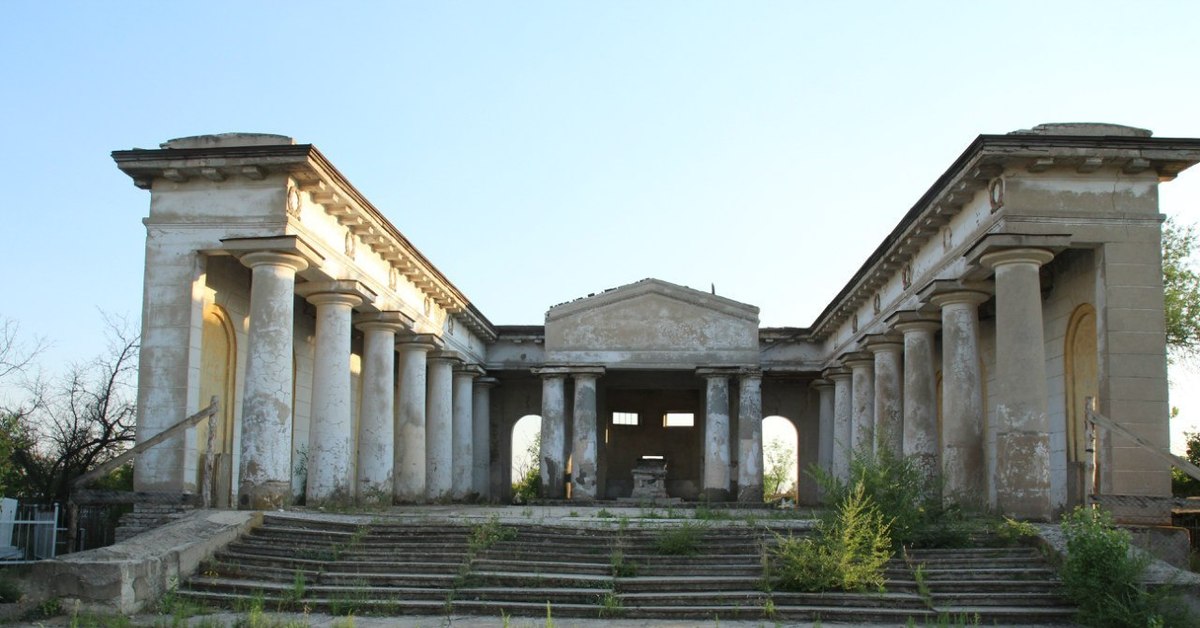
[1059,506,1191,627]
[772,482,892,592]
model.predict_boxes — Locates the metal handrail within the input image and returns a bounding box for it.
[1083,396,1200,499]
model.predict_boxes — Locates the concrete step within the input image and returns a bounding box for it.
[212,552,464,575]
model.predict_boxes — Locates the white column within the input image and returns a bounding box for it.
[829,368,853,482]
[982,247,1056,520]
[425,350,458,501]
[354,312,409,505]
[394,336,436,502]
[451,364,481,500]
[845,353,875,455]
[895,316,941,486]
[537,369,568,498]
[571,368,604,500]
[737,370,763,503]
[236,251,308,510]
[812,378,835,481]
[699,369,733,501]
[868,335,904,459]
[472,377,498,499]
[929,289,989,506]
[299,283,364,506]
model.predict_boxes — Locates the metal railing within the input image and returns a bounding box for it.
[0,502,60,563]
[1082,395,1200,499]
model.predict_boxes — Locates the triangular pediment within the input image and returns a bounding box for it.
[544,279,760,369]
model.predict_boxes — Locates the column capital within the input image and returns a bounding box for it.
[738,368,763,380]
[823,366,851,381]
[979,247,1055,270]
[397,333,442,351]
[223,234,324,270]
[810,378,833,391]
[532,366,571,379]
[918,278,993,308]
[886,309,941,332]
[570,366,606,379]
[840,351,875,369]
[454,363,486,377]
[864,333,903,353]
[297,280,376,307]
[696,367,739,379]
[238,250,311,273]
[475,376,499,389]
[428,350,463,365]
[355,310,414,334]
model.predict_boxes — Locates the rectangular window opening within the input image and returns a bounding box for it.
[664,412,695,427]
[612,411,639,426]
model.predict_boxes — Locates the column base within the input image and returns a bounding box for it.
[701,488,731,502]
[737,486,764,503]
[238,480,291,510]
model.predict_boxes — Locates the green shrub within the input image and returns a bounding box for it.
[653,522,704,556]
[0,575,20,603]
[1059,506,1190,627]
[815,445,970,548]
[772,482,892,592]
[511,466,541,503]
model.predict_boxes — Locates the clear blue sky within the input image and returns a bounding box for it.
[3,1,1200,448]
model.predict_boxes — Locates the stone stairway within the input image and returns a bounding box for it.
[178,512,1077,623]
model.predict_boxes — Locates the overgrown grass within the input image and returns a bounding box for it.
[814,445,974,549]
[1059,506,1192,627]
[770,482,892,592]
[653,522,705,556]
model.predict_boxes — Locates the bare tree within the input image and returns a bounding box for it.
[10,316,138,504]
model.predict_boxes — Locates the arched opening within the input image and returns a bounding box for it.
[510,414,541,502]
[762,415,799,503]
[1065,303,1099,505]
[199,304,236,507]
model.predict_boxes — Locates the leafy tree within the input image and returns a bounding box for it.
[1172,430,1200,497]
[5,317,138,504]
[763,438,796,499]
[511,429,541,503]
[1163,216,1200,360]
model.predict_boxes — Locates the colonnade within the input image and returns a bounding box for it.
[815,246,1058,520]
[232,248,494,510]
[534,366,763,502]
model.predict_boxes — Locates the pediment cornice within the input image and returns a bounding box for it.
[545,278,759,323]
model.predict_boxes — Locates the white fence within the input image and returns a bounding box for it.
[0,498,60,562]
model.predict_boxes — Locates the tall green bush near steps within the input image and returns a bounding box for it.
[1059,506,1190,628]
[772,481,892,592]
[813,444,970,548]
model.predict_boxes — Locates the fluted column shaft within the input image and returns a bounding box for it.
[237,252,307,510]
[869,338,904,458]
[472,378,498,498]
[425,352,457,501]
[700,370,732,501]
[451,365,481,500]
[394,337,435,502]
[983,248,1056,520]
[931,291,989,505]
[571,370,603,500]
[355,315,408,505]
[302,287,363,505]
[897,319,940,484]
[538,372,568,498]
[846,355,875,455]
[830,370,853,482]
[737,371,763,502]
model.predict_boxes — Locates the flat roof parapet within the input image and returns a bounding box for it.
[161,133,295,149]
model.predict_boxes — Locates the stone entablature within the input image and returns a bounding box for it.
[545,278,760,370]
[113,133,495,348]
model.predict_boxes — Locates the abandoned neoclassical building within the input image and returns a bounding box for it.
[113,123,1200,520]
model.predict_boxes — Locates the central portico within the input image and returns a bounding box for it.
[529,279,765,501]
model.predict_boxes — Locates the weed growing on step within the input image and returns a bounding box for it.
[544,601,554,628]
[328,578,370,617]
[762,597,777,619]
[1059,506,1192,627]
[814,445,973,549]
[468,515,517,553]
[155,576,206,623]
[596,508,613,518]
[905,612,981,626]
[653,521,705,556]
[279,569,306,610]
[609,547,638,577]
[913,563,932,608]
[995,516,1037,546]
[770,482,891,592]
[598,590,623,617]
[330,614,355,628]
